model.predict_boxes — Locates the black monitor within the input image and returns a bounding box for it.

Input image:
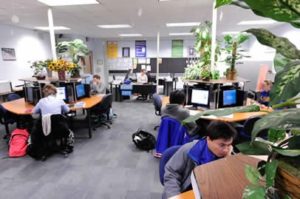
[219,89,237,108]
[75,84,86,99]
[24,86,41,105]
[56,86,67,101]
[190,88,210,108]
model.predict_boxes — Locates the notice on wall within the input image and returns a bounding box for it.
[106,41,118,59]
[172,40,183,58]
[135,40,146,57]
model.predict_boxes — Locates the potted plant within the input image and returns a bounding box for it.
[56,39,89,78]
[215,0,300,198]
[47,59,75,80]
[30,60,48,80]
[222,33,249,80]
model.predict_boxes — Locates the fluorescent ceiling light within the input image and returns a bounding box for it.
[35,26,70,30]
[169,33,193,36]
[238,20,276,25]
[119,34,142,37]
[37,0,99,6]
[166,22,200,27]
[98,24,131,29]
[159,0,171,2]
[222,31,239,35]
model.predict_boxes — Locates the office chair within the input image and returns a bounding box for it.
[159,145,181,185]
[7,93,21,101]
[155,117,188,156]
[152,94,162,130]
[91,93,113,130]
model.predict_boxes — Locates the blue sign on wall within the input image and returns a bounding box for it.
[135,40,146,57]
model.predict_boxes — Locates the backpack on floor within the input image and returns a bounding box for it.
[9,128,30,157]
[132,129,156,151]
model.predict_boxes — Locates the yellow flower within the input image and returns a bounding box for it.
[47,59,75,72]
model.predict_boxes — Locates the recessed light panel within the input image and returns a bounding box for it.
[98,24,132,29]
[38,0,99,6]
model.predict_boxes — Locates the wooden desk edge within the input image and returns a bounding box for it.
[169,190,195,199]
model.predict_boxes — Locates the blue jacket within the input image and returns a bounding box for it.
[163,139,218,198]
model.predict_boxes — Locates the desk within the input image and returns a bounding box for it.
[192,154,261,199]
[169,190,195,199]
[2,95,103,138]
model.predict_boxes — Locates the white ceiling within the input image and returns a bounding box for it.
[0,0,281,39]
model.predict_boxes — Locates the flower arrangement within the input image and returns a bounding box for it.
[47,59,75,72]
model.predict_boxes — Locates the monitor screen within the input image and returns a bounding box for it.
[223,89,237,106]
[56,87,66,100]
[191,89,209,106]
[76,84,86,99]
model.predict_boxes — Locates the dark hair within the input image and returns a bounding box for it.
[169,90,185,104]
[206,121,237,141]
[93,74,101,80]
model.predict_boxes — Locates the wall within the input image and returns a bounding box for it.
[0,24,52,86]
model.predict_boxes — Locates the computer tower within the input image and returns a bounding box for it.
[65,84,75,103]
[84,84,91,97]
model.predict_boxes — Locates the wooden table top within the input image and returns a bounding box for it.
[169,190,195,199]
[193,154,261,199]
[1,95,103,115]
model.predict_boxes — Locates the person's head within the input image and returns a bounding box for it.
[93,74,101,84]
[206,121,237,157]
[141,69,146,75]
[43,84,57,97]
[169,90,186,105]
[263,80,272,91]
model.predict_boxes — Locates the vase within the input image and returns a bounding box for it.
[226,70,237,80]
[58,71,66,81]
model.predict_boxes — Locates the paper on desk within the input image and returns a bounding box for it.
[75,102,86,108]
[200,115,218,119]
[189,110,199,116]
[221,114,234,118]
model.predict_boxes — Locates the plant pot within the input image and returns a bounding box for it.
[201,77,210,81]
[58,71,66,81]
[226,70,237,80]
[275,161,300,199]
[36,75,46,80]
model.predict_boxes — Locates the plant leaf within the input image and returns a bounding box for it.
[251,108,300,141]
[273,52,291,73]
[236,141,271,155]
[215,0,233,8]
[245,165,261,185]
[265,160,279,188]
[287,135,300,149]
[272,147,300,157]
[246,28,300,60]
[267,128,286,142]
[243,184,266,199]
[270,61,300,105]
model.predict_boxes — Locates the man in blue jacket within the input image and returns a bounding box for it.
[163,121,237,198]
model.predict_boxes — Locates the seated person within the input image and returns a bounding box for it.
[90,74,106,95]
[33,84,70,116]
[137,69,148,84]
[162,90,196,135]
[163,121,237,199]
[259,80,272,106]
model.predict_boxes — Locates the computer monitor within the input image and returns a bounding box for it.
[190,88,210,107]
[222,89,237,107]
[56,86,66,100]
[75,84,86,99]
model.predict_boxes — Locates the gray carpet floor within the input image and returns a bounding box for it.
[0,101,163,199]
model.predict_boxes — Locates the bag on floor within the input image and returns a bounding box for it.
[132,129,156,151]
[9,128,30,157]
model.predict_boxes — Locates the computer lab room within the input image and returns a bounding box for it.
[0,0,299,199]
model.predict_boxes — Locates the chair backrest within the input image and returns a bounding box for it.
[155,117,188,154]
[159,145,181,185]
[244,116,261,135]
[7,93,21,101]
[152,93,162,116]
[95,94,113,113]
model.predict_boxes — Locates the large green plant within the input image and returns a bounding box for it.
[56,39,89,76]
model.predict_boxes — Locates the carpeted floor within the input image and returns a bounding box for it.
[0,100,163,199]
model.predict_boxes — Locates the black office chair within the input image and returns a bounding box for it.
[152,93,162,130]
[91,94,113,130]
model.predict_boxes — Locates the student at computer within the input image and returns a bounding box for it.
[32,84,69,116]
[137,69,148,84]
[259,80,272,106]
[163,121,237,199]
[90,74,106,95]
[162,90,196,134]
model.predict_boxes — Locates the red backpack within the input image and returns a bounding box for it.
[9,129,30,157]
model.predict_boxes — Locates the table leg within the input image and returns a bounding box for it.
[87,109,92,138]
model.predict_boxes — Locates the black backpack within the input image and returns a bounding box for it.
[132,129,156,151]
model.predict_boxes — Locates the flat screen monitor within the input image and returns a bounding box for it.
[25,87,34,103]
[76,84,86,99]
[56,87,66,100]
[223,89,237,106]
[191,88,210,107]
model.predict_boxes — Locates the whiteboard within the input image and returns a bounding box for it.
[107,58,133,70]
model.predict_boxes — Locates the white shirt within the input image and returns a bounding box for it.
[137,73,148,83]
[33,95,69,116]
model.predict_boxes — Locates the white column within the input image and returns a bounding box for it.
[48,8,57,60]
[211,1,217,70]
[156,32,160,93]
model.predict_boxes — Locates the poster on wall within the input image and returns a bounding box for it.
[106,41,118,59]
[1,48,16,61]
[135,40,146,57]
[122,47,130,57]
[172,40,183,57]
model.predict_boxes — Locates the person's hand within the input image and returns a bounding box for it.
[226,145,233,156]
